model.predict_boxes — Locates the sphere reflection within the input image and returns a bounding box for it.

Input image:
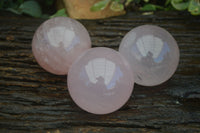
[32,17,91,75]
[119,25,179,86]
[68,47,134,114]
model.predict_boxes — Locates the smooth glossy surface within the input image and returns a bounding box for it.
[68,47,134,114]
[32,17,91,75]
[119,25,179,86]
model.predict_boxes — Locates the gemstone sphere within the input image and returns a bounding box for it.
[32,17,91,75]
[68,47,134,114]
[119,25,179,86]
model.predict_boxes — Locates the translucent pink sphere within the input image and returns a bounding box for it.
[32,17,91,75]
[68,47,134,114]
[119,25,179,86]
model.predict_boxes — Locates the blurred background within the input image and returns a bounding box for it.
[0,0,199,19]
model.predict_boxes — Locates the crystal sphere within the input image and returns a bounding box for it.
[32,17,91,75]
[119,25,180,86]
[68,47,134,114]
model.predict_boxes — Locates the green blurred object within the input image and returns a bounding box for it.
[140,4,164,11]
[110,1,124,11]
[125,0,134,6]
[6,8,22,15]
[165,0,171,5]
[45,0,54,6]
[1,0,200,17]
[91,0,126,12]
[50,8,68,18]
[188,0,200,15]
[171,0,189,10]
[90,0,111,11]
[0,0,53,18]
[19,1,42,17]
[0,0,23,11]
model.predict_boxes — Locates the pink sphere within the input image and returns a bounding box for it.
[68,47,134,114]
[32,17,91,75]
[119,25,180,86]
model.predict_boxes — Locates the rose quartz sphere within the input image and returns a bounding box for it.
[32,17,91,75]
[119,25,180,86]
[68,47,134,114]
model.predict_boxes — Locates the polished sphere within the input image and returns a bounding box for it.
[119,25,179,86]
[68,47,134,114]
[32,17,91,75]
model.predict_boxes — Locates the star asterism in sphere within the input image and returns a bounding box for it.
[68,47,134,114]
[32,17,91,75]
[119,25,180,86]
